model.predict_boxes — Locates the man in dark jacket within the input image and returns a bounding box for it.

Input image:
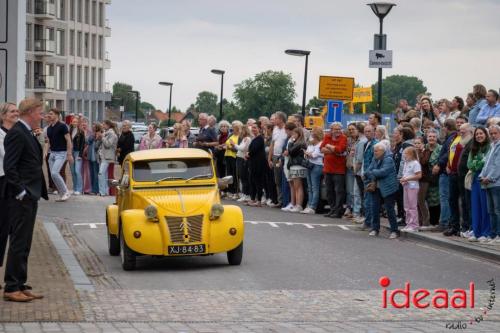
[116,120,135,166]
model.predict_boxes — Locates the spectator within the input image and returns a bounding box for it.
[224,121,241,199]
[368,112,382,128]
[364,143,399,239]
[321,122,347,218]
[394,127,415,225]
[258,116,270,127]
[375,125,390,151]
[433,99,453,129]
[352,122,367,222]
[280,122,297,211]
[344,124,359,217]
[263,123,278,206]
[456,115,468,130]
[360,125,378,230]
[139,123,162,150]
[420,96,435,122]
[235,124,252,202]
[451,96,464,119]
[247,123,267,207]
[286,128,307,213]
[457,123,474,237]
[427,129,442,226]
[98,120,117,196]
[467,126,491,242]
[88,123,101,195]
[182,119,195,148]
[172,123,189,148]
[215,120,230,178]
[292,114,310,140]
[463,93,476,116]
[409,118,423,138]
[268,111,288,206]
[400,147,422,232]
[480,124,500,243]
[116,120,134,166]
[195,113,218,152]
[80,119,92,194]
[414,136,430,226]
[468,84,488,126]
[395,99,410,124]
[302,127,324,214]
[476,90,500,125]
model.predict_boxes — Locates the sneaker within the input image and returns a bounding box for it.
[301,207,316,214]
[73,191,81,196]
[468,235,478,242]
[343,208,352,218]
[56,192,71,202]
[487,236,498,244]
[495,237,500,244]
[266,199,272,206]
[289,205,303,213]
[355,217,366,224]
[478,236,491,243]
[268,202,280,208]
[281,203,294,212]
[389,232,399,239]
[261,197,267,204]
[405,227,418,232]
[237,196,247,202]
[368,230,379,237]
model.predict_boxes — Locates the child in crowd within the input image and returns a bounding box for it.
[400,147,422,232]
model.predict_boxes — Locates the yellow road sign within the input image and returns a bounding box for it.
[318,76,355,101]
[352,87,373,103]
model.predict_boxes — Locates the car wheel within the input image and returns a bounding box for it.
[120,227,136,270]
[108,229,120,256]
[227,242,243,265]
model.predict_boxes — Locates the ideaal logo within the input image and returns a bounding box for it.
[379,276,496,329]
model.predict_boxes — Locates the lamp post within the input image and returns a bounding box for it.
[158,82,173,126]
[285,49,310,117]
[367,2,396,114]
[211,69,225,119]
[128,90,140,122]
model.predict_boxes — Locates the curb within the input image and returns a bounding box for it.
[381,224,500,262]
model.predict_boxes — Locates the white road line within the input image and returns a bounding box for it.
[303,224,314,229]
[73,223,105,228]
[268,222,279,228]
[338,225,350,231]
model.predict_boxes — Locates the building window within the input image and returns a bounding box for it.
[76,65,82,90]
[84,33,89,58]
[26,24,32,51]
[91,67,96,91]
[91,1,96,25]
[84,66,89,91]
[56,65,65,91]
[98,2,104,27]
[98,68,103,92]
[91,34,96,59]
[69,64,74,89]
[69,30,75,55]
[69,0,74,20]
[26,0,33,13]
[56,30,65,56]
[77,0,82,22]
[69,99,75,113]
[77,99,82,113]
[98,35,103,59]
[84,0,90,24]
[56,0,65,20]
[25,61,31,89]
[77,31,82,56]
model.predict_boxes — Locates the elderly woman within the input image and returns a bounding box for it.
[117,120,135,166]
[139,123,162,150]
[363,143,399,239]
[215,120,230,178]
[98,120,118,196]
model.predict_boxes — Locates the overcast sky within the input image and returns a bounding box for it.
[107,0,500,112]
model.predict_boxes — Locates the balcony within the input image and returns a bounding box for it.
[33,75,55,93]
[104,51,111,69]
[104,19,111,37]
[34,1,56,20]
[33,39,56,56]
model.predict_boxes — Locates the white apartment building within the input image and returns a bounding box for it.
[24,0,111,122]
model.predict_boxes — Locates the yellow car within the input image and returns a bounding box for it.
[105,148,244,270]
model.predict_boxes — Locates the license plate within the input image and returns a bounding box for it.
[168,244,206,255]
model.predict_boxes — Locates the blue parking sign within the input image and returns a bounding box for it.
[326,100,343,125]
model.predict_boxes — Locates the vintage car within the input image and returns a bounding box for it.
[105,148,244,270]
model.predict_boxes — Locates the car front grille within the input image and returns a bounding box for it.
[165,215,204,243]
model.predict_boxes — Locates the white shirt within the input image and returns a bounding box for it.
[305,142,323,165]
[402,160,421,189]
[235,136,251,158]
[0,128,6,176]
[272,126,287,156]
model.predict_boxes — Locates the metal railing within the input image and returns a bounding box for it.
[34,75,55,89]
[34,0,56,16]
[34,39,56,53]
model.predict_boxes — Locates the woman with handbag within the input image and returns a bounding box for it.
[286,127,307,213]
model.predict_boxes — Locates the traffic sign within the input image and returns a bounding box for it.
[369,50,393,68]
[326,100,344,125]
[119,105,125,112]
[352,87,373,103]
[318,76,354,101]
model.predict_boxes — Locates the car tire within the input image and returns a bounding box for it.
[227,242,243,265]
[108,230,120,256]
[120,227,136,271]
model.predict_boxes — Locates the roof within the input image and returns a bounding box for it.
[127,148,212,162]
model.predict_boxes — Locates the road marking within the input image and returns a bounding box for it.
[268,222,279,228]
[73,222,105,228]
[338,225,351,231]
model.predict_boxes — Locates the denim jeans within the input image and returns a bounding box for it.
[90,160,99,194]
[364,189,374,227]
[70,151,83,193]
[48,151,69,195]
[345,169,355,209]
[372,189,398,233]
[486,186,500,238]
[439,174,451,226]
[98,160,110,196]
[306,164,323,210]
[448,174,461,231]
[471,174,491,238]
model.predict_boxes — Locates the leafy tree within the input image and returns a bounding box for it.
[220,100,241,122]
[306,96,326,109]
[233,70,297,120]
[368,75,429,114]
[195,91,218,115]
[111,82,146,120]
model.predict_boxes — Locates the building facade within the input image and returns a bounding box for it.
[24,0,111,122]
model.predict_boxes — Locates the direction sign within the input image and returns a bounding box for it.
[369,50,393,68]
[318,76,354,101]
[326,100,344,125]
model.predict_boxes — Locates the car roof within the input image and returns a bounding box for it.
[127,148,212,162]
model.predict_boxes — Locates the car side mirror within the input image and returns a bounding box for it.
[108,179,120,188]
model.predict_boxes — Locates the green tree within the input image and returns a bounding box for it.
[233,70,297,120]
[368,75,429,114]
[220,100,241,122]
[195,91,218,115]
[306,96,326,109]
[111,82,145,120]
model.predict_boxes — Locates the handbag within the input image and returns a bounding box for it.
[365,181,377,192]
[464,170,473,190]
[301,158,314,170]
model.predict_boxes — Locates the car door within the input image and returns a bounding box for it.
[117,159,131,213]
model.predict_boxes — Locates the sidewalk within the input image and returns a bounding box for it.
[0,222,84,322]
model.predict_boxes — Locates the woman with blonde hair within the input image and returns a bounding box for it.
[234,123,252,202]
[286,127,307,213]
[172,123,188,148]
[302,127,324,214]
[225,121,242,199]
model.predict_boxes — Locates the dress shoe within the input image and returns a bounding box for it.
[323,211,334,218]
[3,291,34,302]
[22,290,44,299]
[443,228,459,237]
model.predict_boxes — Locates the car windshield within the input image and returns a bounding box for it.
[133,158,213,182]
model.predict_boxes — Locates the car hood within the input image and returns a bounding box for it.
[132,186,219,216]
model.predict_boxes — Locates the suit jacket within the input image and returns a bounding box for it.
[3,121,48,201]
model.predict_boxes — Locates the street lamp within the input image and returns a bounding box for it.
[367,2,396,114]
[128,90,140,122]
[211,69,225,119]
[285,49,311,117]
[158,82,173,126]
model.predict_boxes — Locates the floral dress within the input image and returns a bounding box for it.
[426,144,442,207]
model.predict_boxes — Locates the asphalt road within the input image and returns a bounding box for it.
[38,195,500,291]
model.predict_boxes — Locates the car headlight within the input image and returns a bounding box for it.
[144,205,158,220]
[209,204,224,220]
